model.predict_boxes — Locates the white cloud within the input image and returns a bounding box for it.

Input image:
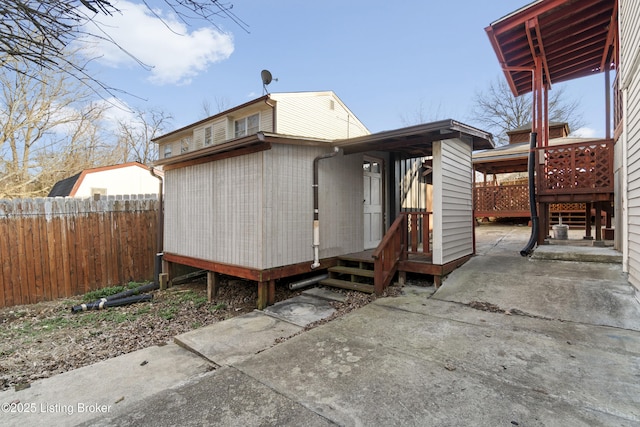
[83,1,234,85]
[571,127,596,138]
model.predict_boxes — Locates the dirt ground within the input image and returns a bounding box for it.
[0,274,411,391]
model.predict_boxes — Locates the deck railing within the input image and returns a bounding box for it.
[372,211,432,294]
[536,139,614,197]
[404,211,432,256]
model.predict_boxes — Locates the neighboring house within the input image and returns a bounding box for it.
[485,0,640,292]
[153,91,493,308]
[48,162,161,198]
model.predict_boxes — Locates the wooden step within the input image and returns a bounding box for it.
[328,265,375,278]
[336,254,375,265]
[319,278,375,294]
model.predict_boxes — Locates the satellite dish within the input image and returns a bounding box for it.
[261,69,273,86]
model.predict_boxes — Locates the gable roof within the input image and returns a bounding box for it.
[48,172,82,197]
[47,162,153,197]
[486,0,618,97]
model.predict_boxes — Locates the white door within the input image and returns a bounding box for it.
[363,157,383,249]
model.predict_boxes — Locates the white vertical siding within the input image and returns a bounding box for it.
[262,144,318,268]
[164,144,364,271]
[270,93,369,139]
[432,139,474,265]
[621,0,640,289]
[164,152,263,269]
[261,145,363,269]
[318,152,364,257]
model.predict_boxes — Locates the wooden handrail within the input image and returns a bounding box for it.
[372,214,405,295]
[372,211,433,295]
[372,214,405,261]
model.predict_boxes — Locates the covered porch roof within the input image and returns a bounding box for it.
[154,120,495,171]
[486,0,618,97]
[334,119,494,156]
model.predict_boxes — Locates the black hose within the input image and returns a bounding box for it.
[71,294,153,313]
[70,282,158,313]
[98,282,158,302]
[521,132,539,256]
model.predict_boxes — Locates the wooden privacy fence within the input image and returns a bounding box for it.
[0,196,159,308]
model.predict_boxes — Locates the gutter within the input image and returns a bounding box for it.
[311,147,340,269]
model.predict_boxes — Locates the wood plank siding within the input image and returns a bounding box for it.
[164,144,364,271]
[621,0,640,289]
[432,139,474,265]
[164,152,263,269]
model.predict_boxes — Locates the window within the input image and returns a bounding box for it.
[181,137,191,153]
[234,113,259,138]
[91,188,107,199]
[164,145,172,158]
[363,160,381,174]
[204,126,212,146]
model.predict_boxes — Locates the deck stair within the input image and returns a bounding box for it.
[320,255,375,293]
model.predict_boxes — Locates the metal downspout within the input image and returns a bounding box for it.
[520,132,539,256]
[311,147,340,269]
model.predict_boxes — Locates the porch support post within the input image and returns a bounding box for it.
[584,202,593,239]
[537,202,549,245]
[398,271,406,286]
[268,279,276,306]
[207,271,219,303]
[390,153,399,223]
[605,67,611,139]
[595,202,602,241]
[162,259,174,288]
[256,279,276,309]
[257,281,268,310]
[434,275,442,289]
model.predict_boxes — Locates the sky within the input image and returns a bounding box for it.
[85,0,610,140]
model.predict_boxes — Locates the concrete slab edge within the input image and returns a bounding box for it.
[531,252,623,263]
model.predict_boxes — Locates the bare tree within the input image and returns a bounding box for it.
[471,77,584,145]
[0,56,118,197]
[1,0,246,98]
[400,99,450,126]
[32,102,121,196]
[201,96,230,118]
[114,107,172,165]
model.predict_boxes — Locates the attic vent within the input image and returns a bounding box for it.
[329,100,335,110]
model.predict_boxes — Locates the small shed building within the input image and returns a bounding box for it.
[154,93,493,308]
